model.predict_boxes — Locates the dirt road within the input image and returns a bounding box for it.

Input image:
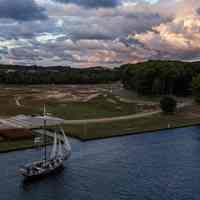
[63,102,192,124]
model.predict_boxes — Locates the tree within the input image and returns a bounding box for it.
[160,96,177,114]
[192,74,200,103]
[0,66,120,84]
[121,60,200,97]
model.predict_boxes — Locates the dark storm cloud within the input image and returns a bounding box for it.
[10,47,41,60]
[0,0,47,21]
[0,19,60,40]
[69,31,114,41]
[54,0,120,8]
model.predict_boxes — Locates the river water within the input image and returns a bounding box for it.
[1,126,200,200]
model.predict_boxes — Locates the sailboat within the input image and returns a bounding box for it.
[19,106,71,179]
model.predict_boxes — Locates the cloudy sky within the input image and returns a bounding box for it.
[0,0,199,67]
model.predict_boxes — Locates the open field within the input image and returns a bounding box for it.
[0,83,159,119]
[0,83,161,152]
[0,83,198,152]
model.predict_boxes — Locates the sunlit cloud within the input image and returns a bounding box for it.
[128,0,200,61]
[0,0,199,67]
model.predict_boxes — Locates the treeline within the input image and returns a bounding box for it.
[121,60,200,96]
[0,66,120,84]
[0,64,69,72]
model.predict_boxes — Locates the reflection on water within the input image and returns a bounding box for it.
[1,126,200,200]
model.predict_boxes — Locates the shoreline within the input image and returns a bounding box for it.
[1,122,200,154]
[80,123,200,141]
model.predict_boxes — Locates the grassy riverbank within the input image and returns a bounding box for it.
[0,139,34,153]
[0,137,53,153]
[1,110,200,152]
[61,108,200,140]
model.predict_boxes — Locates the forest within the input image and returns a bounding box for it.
[1,60,200,97]
[0,65,120,84]
[121,60,200,96]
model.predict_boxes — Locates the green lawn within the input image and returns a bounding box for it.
[60,113,200,140]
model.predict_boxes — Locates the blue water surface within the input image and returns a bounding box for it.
[0,126,200,200]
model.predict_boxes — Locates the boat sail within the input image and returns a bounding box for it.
[58,140,63,158]
[19,106,71,179]
[61,127,71,158]
[50,132,57,159]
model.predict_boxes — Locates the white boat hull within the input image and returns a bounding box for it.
[19,156,69,179]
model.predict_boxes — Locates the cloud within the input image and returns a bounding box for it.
[127,0,200,61]
[54,0,120,8]
[0,18,61,40]
[1,0,200,67]
[0,0,172,66]
[59,8,167,42]
[0,0,47,21]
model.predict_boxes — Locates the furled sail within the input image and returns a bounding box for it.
[50,132,57,159]
[61,128,71,158]
[58,140,63,158]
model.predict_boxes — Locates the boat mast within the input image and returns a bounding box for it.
[43,104,47,164]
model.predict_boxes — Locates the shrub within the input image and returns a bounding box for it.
[160,96,177,114]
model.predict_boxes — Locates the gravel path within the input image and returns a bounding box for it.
[63,102,192,124]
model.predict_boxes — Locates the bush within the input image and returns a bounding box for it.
[160,96,177,114]
[192,74,200,103]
